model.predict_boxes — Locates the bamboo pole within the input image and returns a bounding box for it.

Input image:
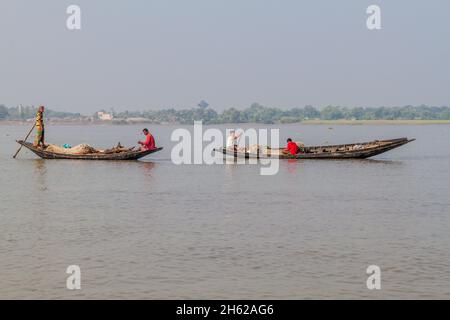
[13,124,36,159]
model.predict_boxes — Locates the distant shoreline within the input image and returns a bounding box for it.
[299,119,450,125]
[1,119,450,126]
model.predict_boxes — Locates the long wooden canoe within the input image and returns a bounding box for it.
[16,141,163,160]
[215,137,415,159]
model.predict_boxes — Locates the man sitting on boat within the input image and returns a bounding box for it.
[138,128,156,151]
[226,130,242,150]
[33,106,46,148]
[283,138,300,155]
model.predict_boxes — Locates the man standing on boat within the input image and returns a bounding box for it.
[33,106,46,148]
[138,128,156,151]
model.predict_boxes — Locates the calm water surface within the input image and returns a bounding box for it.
[0,123,449,299]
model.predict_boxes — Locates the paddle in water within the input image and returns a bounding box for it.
[13,124,36,159]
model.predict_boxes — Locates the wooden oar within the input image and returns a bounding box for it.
[13,123,36,159]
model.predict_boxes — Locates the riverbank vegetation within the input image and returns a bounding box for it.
[1,103,449,124]
[111,104,450,124]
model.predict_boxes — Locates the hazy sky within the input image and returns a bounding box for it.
[1,0,449,113]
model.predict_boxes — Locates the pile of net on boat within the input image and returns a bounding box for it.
[44,143,136,155]
[245,141,305,155]
[45,144,99,155]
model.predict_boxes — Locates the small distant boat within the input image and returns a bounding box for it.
[215,137,415,159]
[16,141,163,160]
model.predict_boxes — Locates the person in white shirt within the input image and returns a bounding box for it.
[226,130,242,150]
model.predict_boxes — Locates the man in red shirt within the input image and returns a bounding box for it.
[283,138,300,155]
[138,128,156,151]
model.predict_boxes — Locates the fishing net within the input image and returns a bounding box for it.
[247,144,282,156]
[45,144,98,155]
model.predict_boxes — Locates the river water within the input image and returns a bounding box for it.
[0,123,449,299]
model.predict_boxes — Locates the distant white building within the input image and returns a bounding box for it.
[97,111,113,121]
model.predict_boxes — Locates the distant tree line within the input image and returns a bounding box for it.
[114,103,450,124]
[1,103,449,124]
[0,105,82,120]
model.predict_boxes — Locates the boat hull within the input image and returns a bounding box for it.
[16,141,163,160]
[215,138,414,159]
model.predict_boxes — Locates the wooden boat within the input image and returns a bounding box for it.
[215,137,415,159]
[16,141,163,160]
